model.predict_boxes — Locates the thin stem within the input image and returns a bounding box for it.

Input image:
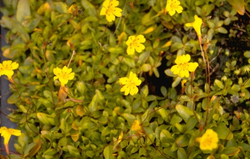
[138,135,152,159]
[26,99,39,135]
[67,49,76,68]
[199,42,210,127]
[142,128,168,159]
[113,0,127,35]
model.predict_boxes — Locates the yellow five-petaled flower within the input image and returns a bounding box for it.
[119,71,142,96]
[0,127,21,155]
[171,54,198,78]
[126,35,146,55]
[165,0,183,16]
[131,120,144,135]
[185,15,203,39]
[0,60,19,82]
[197,129,219,151]
[100,0,122,22]
[53,66,75,87]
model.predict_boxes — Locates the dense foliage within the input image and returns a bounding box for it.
[1,0,250,158]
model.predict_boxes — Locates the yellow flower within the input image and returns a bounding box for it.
[0,127,21,155]
[165,0,183,16]
[119,71,142,95]
[185,15,203,37]
[131,120,144,134]
[53,66,75,87]
[68,4,77,14]
[171,54,198,78]
[100,0,122,22]
[0,127,21,145]
[197,129,219,151]
[0,60,19,80]
[126,35,146,55]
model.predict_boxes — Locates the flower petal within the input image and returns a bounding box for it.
[113,8,122,17]
[100,7,107,15]
[119,77,129,85]
[130,86,138,95]
[136,35,146,43]
[110,0,119,7]
[187,62,199,72]
[11,62,19,69]
[127,46,135,55]
[135,44,145,53]
[106,13,115,22]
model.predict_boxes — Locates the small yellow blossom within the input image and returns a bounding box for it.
[68,4,77,14]
[119,71,142,95]
[171,54,198,78]
[100,0,122,22]
[53,66,75,87]
[126,35,146,55]
[197,129,219,151]
[181,79,187,88]
[0,127,21,155]
[131,120,144,134]
[0,60,19,80]
[165,0,183,16]
[185,15,203,37]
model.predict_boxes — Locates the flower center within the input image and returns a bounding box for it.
[128,80,136,88]
[106,3,115,15]
[203,135,212,146]
[59,72,69,79]
[3,64,12,71]
[170,1,178,9]
[179,62,188,70]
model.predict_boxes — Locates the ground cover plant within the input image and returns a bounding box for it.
[1,0,250,158]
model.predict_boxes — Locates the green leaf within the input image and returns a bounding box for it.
[43,149,57,157]
[170,114,182,125]
[218,27,228,34]
[70,129,79,142]
[67,145,80,157]
[142,63,151,72]
[244,51,250,58]
[103,145,115,159]
[7,93,19,104]
[160,129,174,143]
[172,76,181,87]
[170,43,183,52]
[214,79,224,89]
[176,105,193,123]
[221,147,240,156]
[231,84,240,92]
[102,127,111,136]
[108,47,124,54]
[28,139,42,157]
[164,69,175,77]
[24,142,36,156]
[176,135,189,147]
[214,125,233,140]
[81,0,96,16]
[227,0,245,15]
[158,108,170,122]
[76,105,85,117]
[160,86,167,96]
[141,85,149,96]
[54,2,68,13]
[201,4,215,16]
[177,148,187,159]
[37,113,56,125]
[122,113,135,124]
[16,0,30,22]
[141,10,154,26]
